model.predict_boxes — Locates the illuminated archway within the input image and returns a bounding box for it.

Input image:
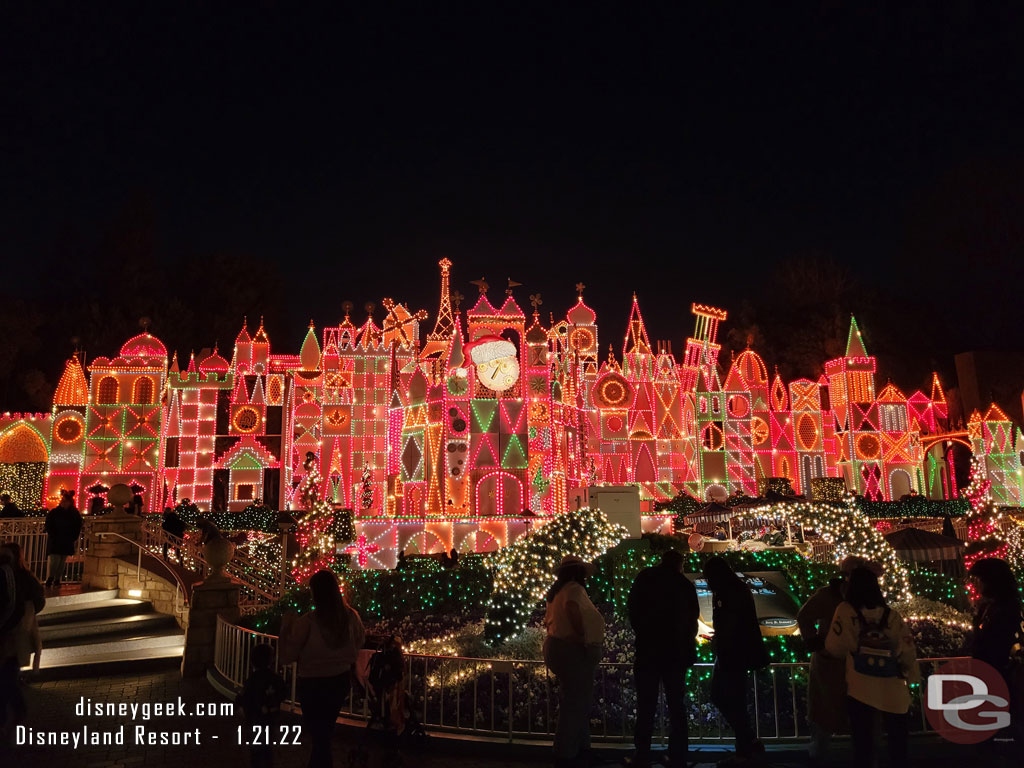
[0,423,49,508]
[730,496,911,600]
[97,376,119,404]
[474,471,524,517]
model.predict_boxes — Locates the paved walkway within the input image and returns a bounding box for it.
[0,668,1001,768]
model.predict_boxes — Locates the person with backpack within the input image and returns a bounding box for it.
[826,566,919,767]
[796,556,878,765]
[705,556,769,765]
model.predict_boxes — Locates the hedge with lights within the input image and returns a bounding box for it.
[482,507,628,643]
[855,496,970,519]
[242,554,493,634]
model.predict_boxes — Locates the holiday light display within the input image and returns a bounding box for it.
[291,452,337,582]
[0,259,1020,573]
[483,507,627,642]
[729,494,912,600]
[962,453,1007,572]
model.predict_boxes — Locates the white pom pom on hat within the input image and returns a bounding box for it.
[464,335,517,365]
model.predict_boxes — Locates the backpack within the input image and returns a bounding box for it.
[852,606,901,678]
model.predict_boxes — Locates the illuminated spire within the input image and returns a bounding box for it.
[53,353,89,407]
[300,321,321,371]
[623,293,652,357]
[846,315,868,358]
[429,258,456,340]
[930,372,947,406]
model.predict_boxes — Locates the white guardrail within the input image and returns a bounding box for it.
[215,615,964,744]
[0,517,95,584]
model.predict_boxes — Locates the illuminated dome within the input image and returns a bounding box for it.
[119,333,167,359]
[567,298,596,325]
[199,349,230,373]
[731,349,768,387]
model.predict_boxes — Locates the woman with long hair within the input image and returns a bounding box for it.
[704,556,768,765]
[826,566,918,768]
[280,569,365,768]
[543,555,604,768]
[1,541,45,734]
[968,557,1024,743]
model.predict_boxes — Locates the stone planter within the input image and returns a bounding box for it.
[203,536,235,578]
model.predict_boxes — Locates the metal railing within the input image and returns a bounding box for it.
[140,517,281,614]
[98,530,188,618]
[0,516,95,583]
[214,615,963,744]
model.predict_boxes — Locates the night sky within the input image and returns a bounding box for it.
[2,3,1023,410]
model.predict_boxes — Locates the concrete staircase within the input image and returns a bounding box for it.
[32,589,184,678]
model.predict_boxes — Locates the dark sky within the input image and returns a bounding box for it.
[2,2,1024,408]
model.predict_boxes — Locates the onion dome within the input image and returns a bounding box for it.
[119,332,167,359]
[199,348,230,374]
[567,297,597,325]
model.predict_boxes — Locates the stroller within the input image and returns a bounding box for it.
[347,634,426,768]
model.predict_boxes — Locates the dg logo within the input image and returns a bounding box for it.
[924,658,1011,744]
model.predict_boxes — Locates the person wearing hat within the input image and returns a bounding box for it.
[796,555,881,765]
[543,554,605,768]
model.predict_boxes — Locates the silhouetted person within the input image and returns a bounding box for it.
[161,507,186,561]
[280,570,365,768]
[0,494,22,518]
[1,541,45,733]
[968,557,1024,744]
[625,549,699,768]
[238,643,287,768]
[705,556,768,762]
[44,491,82,587]
[543,555,604,768]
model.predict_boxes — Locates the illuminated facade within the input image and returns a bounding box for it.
[1,259,1021,567]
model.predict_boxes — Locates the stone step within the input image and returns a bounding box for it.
[37,598,152,626]
[38,588,120,610]
[28,638,185,680]
[40,612,180,647]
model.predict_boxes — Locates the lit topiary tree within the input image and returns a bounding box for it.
[483,507,628,644]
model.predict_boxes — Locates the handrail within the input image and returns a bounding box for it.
[98,531,189,616]
[140,517,281,611]
[214,613,969,744]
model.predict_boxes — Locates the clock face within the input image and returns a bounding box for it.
[476,356,520,393]
[569,326,596,353]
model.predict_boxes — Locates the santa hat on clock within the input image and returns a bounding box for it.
[464,335,516,365]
